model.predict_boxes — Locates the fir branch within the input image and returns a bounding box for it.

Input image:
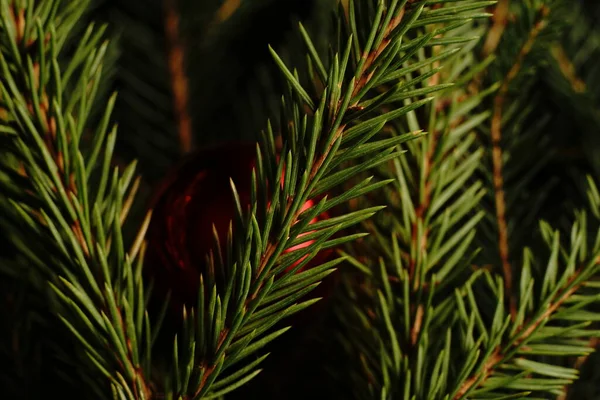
[486,2,552,318]
[453,262,598,399]
[159,1,490,398]
[322,2,600,397]
[325,7,496,395]
[450,182,600,398]
[0,1,154,397]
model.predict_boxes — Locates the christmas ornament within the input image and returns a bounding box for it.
[144,142,335,319]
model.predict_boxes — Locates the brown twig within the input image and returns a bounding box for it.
[481,0,510,57]
[214,0,241,24]
[164,0,193,153]
[203,0,242,35]
[11,5,93,257]
[454,350,502,399]
[551,45,587,94]
[408,130,435,288]
[410,305,424,345]
[350,7,406,104]
[490,5,549,319]
[469,1,509,95]
[406,39,447,290]
[452,9,555,395]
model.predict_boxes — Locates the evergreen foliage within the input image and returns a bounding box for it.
[1,0,600,399]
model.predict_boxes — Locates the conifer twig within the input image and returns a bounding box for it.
[192,9,414,394]
[214,0,242,24]
[490,5,549,319]
[481,0,509,57]
[1,2,154,397]
[166,2,487,397]
[551,44,587,94]
[409,129,436,288]
[454,350,502,399]
[164,0,193,153]
[453,270,585,399]
[251,0,410,297]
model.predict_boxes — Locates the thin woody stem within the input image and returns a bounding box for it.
[409,126,435,287]
[490,5,549,319]
[551,45,587,94]
[491,94,513,316]
[453,350,502,399]
[469,0,509,94]
[351,7,405,103]
[453,8,553,398]
[214,0,242,24]
[407,38,446,290]
[164,0,193,153]
[481,0,510,57]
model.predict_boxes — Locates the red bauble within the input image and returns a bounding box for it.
[144,142,335,318]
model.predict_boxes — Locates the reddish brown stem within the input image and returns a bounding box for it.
[454,350,502,399]
[551,45,586,94]
[453,8,555,398]
[490,5,549,319]
[481,0,510,57]
[164,0,193,153]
